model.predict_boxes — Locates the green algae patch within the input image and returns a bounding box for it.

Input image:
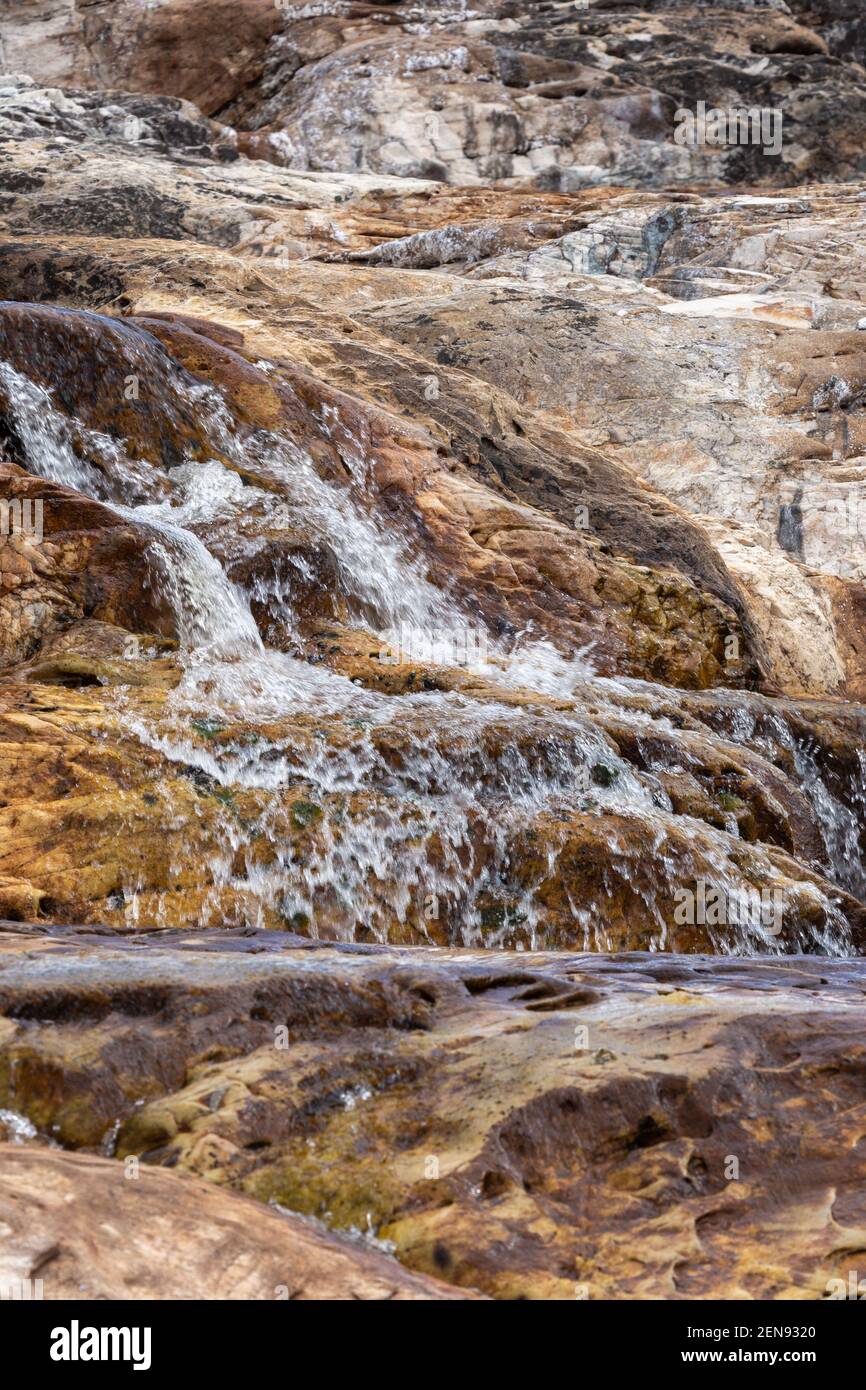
[191,717,225,738]
[245,1153,402,1233]
[291,800,323,829]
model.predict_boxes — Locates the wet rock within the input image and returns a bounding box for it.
[0,462,175,664]
[0,1141,473,1298]
[0,285,860,947]
[0,58,864,952]
[0,291,764,690]
[0,4,864,1302]
[1,924,865,1299]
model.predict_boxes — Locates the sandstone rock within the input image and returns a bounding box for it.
[0,2,283,115]
[1,922,865,1299]
[792,0,866,66]
[1,0,866,1306]
[0,1141,473,1298]
[0,295,763,687]
[6,3,866,190]
[3,134,862,694]
[0,261,861,948]
[212,2,866,189]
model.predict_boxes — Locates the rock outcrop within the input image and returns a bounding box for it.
[2,921,865,1299]
[0,1142,473,1299]
[0,66,864,947]
[0,0,283,116]
[6,1,866,188]
[1,0,865,1301]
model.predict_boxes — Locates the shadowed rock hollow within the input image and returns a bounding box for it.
[1,0,866,1301]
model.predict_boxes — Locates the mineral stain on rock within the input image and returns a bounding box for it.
[777,490,804,557]
[0,0,865,1303]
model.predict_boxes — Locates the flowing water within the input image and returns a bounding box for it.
[0,344,860,954]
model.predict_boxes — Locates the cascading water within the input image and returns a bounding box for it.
[0,351,858,955]
[659,685,866,902]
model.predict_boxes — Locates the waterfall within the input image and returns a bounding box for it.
[0,349,856,955]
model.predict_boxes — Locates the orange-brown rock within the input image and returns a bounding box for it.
[0,3,282,116]
[0,1142,474,1299]
[1,0,866,1311]
[2,922,865,1300]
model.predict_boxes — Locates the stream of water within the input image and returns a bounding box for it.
[0,349,860,954]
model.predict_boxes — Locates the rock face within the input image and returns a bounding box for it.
[0,67,864,947]
[0,1143,473,1299]
[0,0,283,115]
[2,922,866,1300]
[1,0,865,1301]
[5,1,866,187]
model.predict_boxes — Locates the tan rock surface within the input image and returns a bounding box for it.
[1,0,866,1306]
[8,146,859,952]
[1,923,865,1299]
[3,96,865,695]
[0,1141,474,1299]
[7,1,865,188]
[0,1,282,115]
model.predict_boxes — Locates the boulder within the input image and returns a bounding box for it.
[0,1141,473,1299]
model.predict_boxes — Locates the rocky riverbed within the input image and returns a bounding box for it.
[3,921,866,1300]
[0,0,865,1300]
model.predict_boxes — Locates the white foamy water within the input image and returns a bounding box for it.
[0,1107,37,1143]
[0,351,857,954]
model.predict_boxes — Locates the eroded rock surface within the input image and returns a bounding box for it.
[1,0,865,1303]
[0,1142,472,1299]
[5,2,866,188]
[0,40,863,950]
[2,922,865,1299]
[0,0,283,115]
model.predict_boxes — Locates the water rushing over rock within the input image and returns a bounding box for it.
[0,312,862,955]
[4,0,866,1310]
[0,2,864,958]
